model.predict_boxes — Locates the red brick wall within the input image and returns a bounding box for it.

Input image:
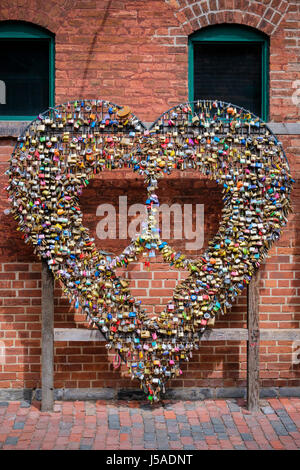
[0,0,299,392]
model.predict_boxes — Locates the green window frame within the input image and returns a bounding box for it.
[188,24,269,121]
[0,21,55,121]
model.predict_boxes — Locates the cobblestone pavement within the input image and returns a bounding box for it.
[0,397,300,450]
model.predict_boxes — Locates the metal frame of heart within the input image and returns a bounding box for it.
[7,99,294,402]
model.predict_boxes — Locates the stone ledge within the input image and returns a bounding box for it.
[1,121,300,137]
[0,388,32,402]
[1,386,300,402]
[267,122,300,135]
[143,122,300,135]
[0,122,30,138]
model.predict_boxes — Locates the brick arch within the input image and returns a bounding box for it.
[160,0,291,45]
[0,0,75,35]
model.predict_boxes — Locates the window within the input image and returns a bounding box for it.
[0,21,54,120]
[188,24,269,120]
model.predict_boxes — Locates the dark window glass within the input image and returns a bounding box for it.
[0,39,49,117]
[194,42,262,116]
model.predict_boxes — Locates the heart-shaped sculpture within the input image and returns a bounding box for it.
[7,99,294,402]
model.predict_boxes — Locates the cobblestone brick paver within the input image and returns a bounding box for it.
[0,398,299,450]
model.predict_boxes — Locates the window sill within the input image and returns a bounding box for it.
[0,121,299,138]
[267,122,300,135]
[145,122,300,135]
[0,121,31,138]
